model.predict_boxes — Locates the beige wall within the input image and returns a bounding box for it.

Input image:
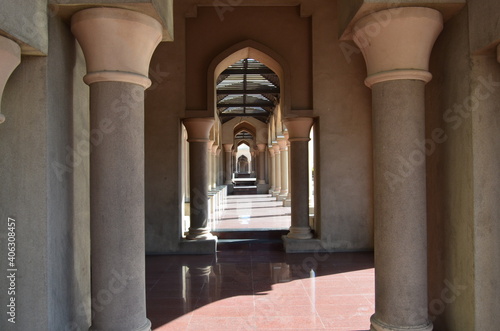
[184,4,312,114]
[311,0,374,250]
[427,7,475,330]
[0,4,91,330]
[427,1,500,329]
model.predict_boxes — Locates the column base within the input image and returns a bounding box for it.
[257,183,270,194]
[179,238,217,254]
[186,227,216,240]
[90,319,151,331]
[370,315,433,331]
[272,189,281,197]
[257,179,266,185]
[286,226,313,239]
[282,236,323,253]
[278,191,288,201]
[283,198,291,207]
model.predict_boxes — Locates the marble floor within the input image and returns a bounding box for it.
[213,194,292,230]
[146,194,375,330]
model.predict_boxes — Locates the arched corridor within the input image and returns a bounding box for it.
[0,1,499,331]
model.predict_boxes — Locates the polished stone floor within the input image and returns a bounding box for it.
[147,194,374,330]
[213,194,292,230]
[146,251,374,330]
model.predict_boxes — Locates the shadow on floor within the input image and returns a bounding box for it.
[146,249,374,330]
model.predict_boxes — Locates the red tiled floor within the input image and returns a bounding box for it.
[146,252,374,330]
[147,194,374,330]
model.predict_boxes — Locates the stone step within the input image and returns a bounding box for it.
[213,229,288,240]
[217,239,284,251]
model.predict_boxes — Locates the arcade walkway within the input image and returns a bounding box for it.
[147,195,375,330]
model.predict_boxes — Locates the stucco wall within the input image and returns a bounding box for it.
[144,0,186,253]
[0,8,90,331]
[468,1,500,330]
[312,0,374,250]
[185,5,312,114]
[426,7,474,330]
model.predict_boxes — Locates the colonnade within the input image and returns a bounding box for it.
[0,4,479,331]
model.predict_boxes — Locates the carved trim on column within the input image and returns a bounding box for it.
[71,7,162,89]
[284,117,314,142]
[183,118,215,142]
[353,7,443,88]
[277,136,288,151]
[0,37,21,124]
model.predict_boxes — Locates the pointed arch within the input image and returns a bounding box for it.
[208,40,290,119]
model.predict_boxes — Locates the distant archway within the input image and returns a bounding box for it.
[208,40,290,120]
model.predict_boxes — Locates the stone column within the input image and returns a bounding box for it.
[257,143,267,184]
[284,132,292,206]
[183,118,215,240]
[277,136,289,200]
[272,142,281,197]
[0,37,21,124]
[268,147,275,193]
[207,140,214,191]
[71,8,162,331]
[215,147,222,186]
[232,150,237,173]
[284,118,314,240]
[223,144,233,184]
[211,144,218,190]
[352,7,443,331]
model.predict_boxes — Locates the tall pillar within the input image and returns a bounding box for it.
[232,150,237,173]
[211,144,218,190]
[272,142,281,197]
[284,118,314,240]
[277,136,289,200]
[71,8,162,331]
[268,147,275,194]
[183,118,215,240]
[215,147,222,186]
[0,37,21,124]
[257,143,267,184]
[223,144,233,184]
[207,140,214,191]
[284,132,292,207]
[352,7,443,331]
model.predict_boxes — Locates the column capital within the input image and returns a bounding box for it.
[71,7,162,89]
[257,143,266,152]
[183,118,215,142]
[269,147,275,157]
[272,141,280,154]
[277,136,288,150]
[0,36,21,124]
[207,140,215,151]
[353,7,443,88]
[211,144,218,155]
[216,147,221,156]
[223,143,233,152]
[283,117,313,142]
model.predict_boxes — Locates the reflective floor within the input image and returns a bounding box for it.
[146,251,374,330]
[213,194,291,230]
[147,194,374,330]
